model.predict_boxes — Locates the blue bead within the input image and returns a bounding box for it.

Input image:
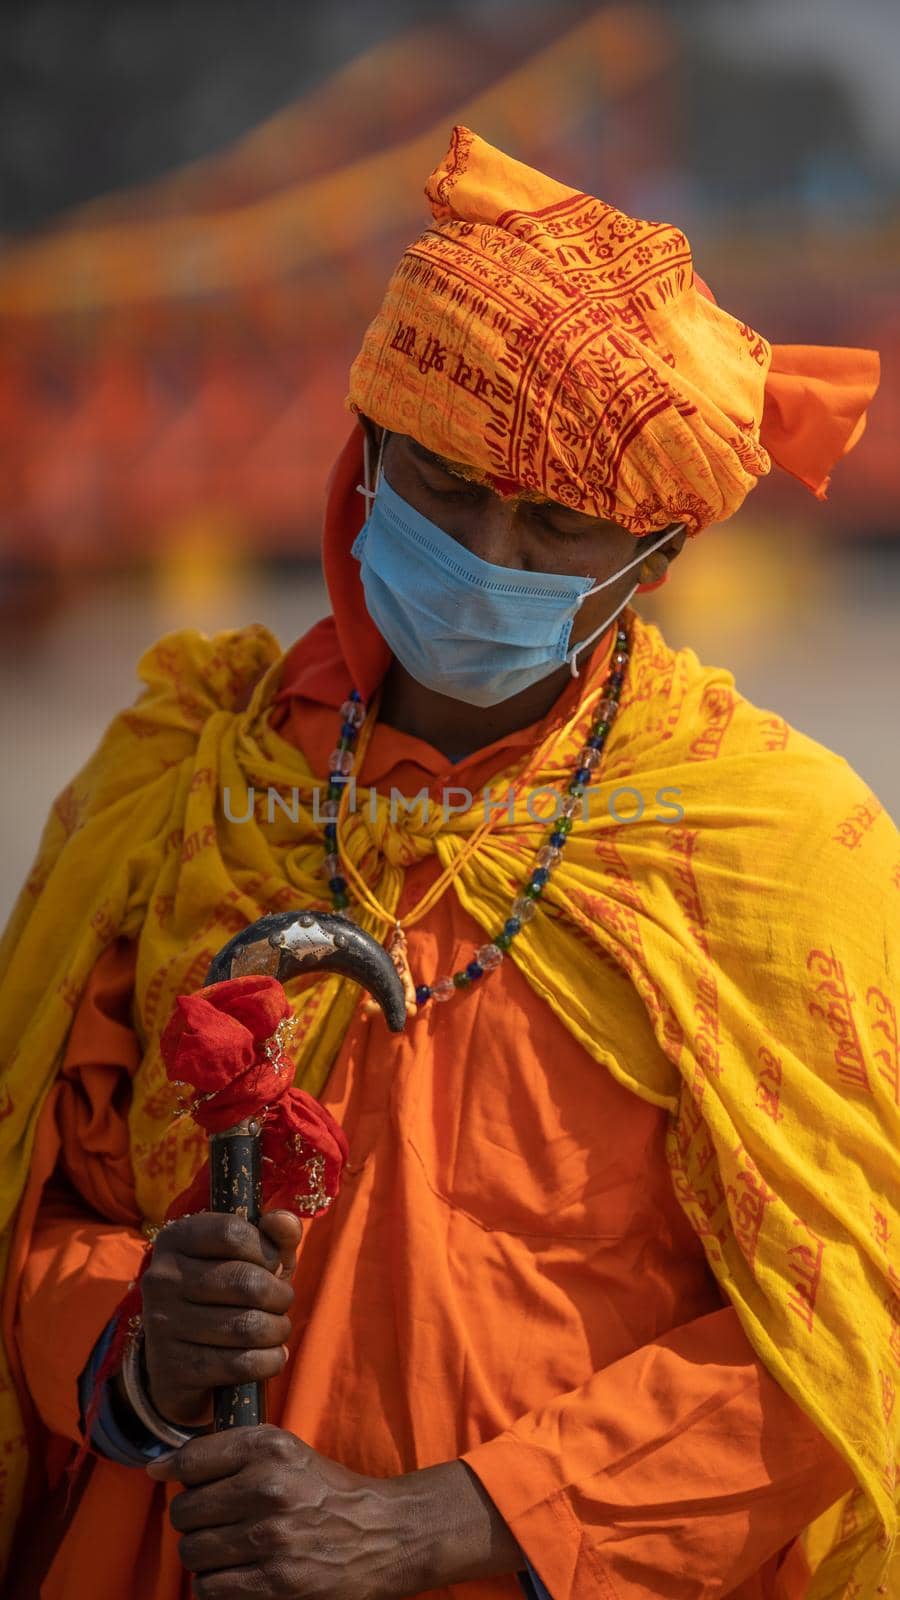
[531,867,550,888]
[574,766,591,785]
[466,961,484,981]
[328,875,347,894]
[415,985,432,1005]
[324,823,338,842]
[548,830,565,849]
[609,672,624,690]
[586,735,605,750]
[349,689,362,702]
[503,916,521,938]
[340,721,358,741]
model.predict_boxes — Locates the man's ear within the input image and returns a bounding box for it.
[640,525,687,584]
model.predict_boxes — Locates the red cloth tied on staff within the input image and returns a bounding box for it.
[161,975,293,1135]
[159,974,350,1216]
[82,976,348,1433]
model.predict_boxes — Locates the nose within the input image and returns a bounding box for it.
[454,495,522,568]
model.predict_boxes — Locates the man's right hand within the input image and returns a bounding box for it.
[137,1210,302,1427]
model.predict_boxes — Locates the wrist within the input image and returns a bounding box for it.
[140,1337,211,1429]
[118,1333,205,1445]
[401,1459,523,1591]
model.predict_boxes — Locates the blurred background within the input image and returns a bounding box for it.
[1,0,898,918]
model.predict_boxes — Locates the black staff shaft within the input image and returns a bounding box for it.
[201,911,406,1433]
[209,1117,264,1430]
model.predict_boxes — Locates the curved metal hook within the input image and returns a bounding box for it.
[204,911,406,1032]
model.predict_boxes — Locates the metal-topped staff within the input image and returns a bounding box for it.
[201,911,406,1432]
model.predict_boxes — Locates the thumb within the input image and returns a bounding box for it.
[259,1209,303,1277]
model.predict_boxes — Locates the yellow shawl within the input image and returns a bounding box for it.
[0,616,897,1597]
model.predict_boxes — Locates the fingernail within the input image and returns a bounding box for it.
[274,1262,284,1278]
[281,1344,289,1361]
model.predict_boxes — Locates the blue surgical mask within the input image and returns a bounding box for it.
[351,435,679,708]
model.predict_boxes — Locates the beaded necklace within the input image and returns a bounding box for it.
[319,620,630,1016]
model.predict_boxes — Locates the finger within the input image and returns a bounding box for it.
[178,1521,265,1576]
[194,1568,271,1598]
[180,1259,294,1314]
[148,1303,291,1351]
[258,1211,303,1277]
[170,1478,255,1534]
[149,1338,288,1402]
[155,1215,278,1271]
[147,1427,256,1485]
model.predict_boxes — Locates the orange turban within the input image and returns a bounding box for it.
[348,126,880,535]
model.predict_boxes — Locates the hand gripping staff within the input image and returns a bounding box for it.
[84,913,404,1449]
[185,912,405,1431]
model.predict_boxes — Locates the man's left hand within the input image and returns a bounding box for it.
[147,1424,522,1598]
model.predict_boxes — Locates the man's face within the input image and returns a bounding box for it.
[380,431,685,651]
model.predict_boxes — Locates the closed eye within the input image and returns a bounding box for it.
[423,477,485,504]
[525,503,594,540]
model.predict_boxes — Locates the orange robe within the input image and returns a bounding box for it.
[6,669,856,1599]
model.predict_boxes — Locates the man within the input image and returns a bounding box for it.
[0,127,897,1600]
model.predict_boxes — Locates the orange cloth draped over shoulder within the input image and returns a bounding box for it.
[4,671,858,1600]
[1,433,897,1598]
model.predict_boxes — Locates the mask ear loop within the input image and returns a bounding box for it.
[568,583,639,678]
[568,523,684,678]
[356,428,388,508]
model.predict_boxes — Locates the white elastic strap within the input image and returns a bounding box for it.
[568,584,638,678]
[356,431,373,505]
[579,523,683,600]
[568,522,685,679]
[356,428,388,506]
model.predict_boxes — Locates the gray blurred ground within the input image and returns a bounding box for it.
[2,536,897,923]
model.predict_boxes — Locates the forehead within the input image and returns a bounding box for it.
[396,433,664,538]
[405,434,501,480]
[402,434,576,511]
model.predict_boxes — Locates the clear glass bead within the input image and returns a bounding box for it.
[323,853,340,877]
[612,648,629,669]
[561,793,581,818]
[476,943,504,970]
[511,895,537,923]
[596,697,619,722]
[321,798,339,819]
[579,746,602,770]
[432,976,456,1002]
[328,748,354,777]
[536,845,561,869]
[340,699,365,729]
